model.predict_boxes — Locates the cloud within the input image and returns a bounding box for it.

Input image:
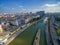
[18,5,23,8]
[29,2,60,13]
[45,4,57,7]
[1,2,60,13]
[32,2,60,12]
[39,2,60,13]
[44,2,60,7]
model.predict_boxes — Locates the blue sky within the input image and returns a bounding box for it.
[0,0,60,14]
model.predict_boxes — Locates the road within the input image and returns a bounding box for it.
[50,16,59,45]
[5,28,24,45]
[45,17,53,45]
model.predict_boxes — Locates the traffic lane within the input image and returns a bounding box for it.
[50,17,59,45]
[50,26,59,45]
[45,23,53,45]
[5,29,24,45]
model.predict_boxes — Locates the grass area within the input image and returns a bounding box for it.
[56,28,60,36]
[8,23,38,45]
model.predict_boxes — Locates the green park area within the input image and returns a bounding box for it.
[56,28,60,36]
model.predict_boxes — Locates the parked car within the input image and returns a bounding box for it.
[20,24,27,29]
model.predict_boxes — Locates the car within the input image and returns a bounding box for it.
[20,24,27,29]
[0,38,7,45]
[57,37,60,42]
[0,42,4,45]
[27,23,30,26]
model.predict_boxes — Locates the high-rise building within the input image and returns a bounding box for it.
[0,25,3,34]
[36,11,45,17]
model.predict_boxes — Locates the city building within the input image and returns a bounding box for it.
[0,24,3,34]
[36,11,45,17]
[15,18,25,26]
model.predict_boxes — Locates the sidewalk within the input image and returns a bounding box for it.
[33,29,40,45]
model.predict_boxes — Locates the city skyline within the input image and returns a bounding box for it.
[0,0,60,14]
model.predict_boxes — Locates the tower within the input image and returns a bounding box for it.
[0,24,3,34]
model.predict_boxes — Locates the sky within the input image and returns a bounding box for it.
[0,0,60,14]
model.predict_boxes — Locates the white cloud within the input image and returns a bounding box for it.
[8,2,60,13]
[45,4,57,7]
[44,2,60,7]
[18,2,60,13]
[2,3,60,13]
[34,2,60,13]
[43,2,60,13]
